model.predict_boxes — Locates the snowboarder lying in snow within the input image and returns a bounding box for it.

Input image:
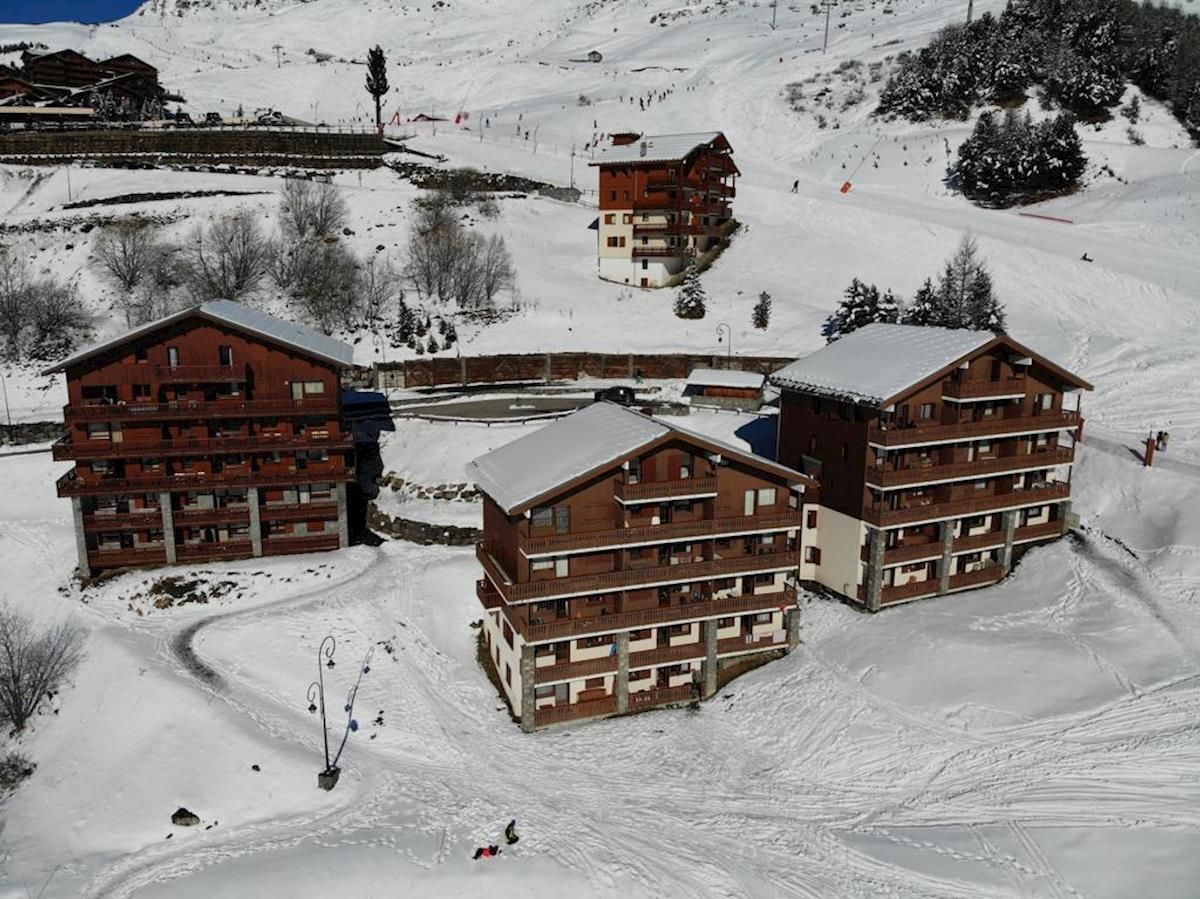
[505,820,519,845]
[473,845,501,860]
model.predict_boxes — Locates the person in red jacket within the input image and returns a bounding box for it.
[472,845,501,860]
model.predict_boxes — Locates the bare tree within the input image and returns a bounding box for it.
[403,199,515,308]
[360,256,398,329]
[126,249,189,326]
[0,251,89,361]
[93,221,161,294]
[478,234,515,307]
[179,210,271,303]
[0,606,84,732]
[285,239,363,334]
[279,179,348,240]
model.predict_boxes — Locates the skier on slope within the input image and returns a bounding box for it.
[504,820,520,845]
[473,845,502,860]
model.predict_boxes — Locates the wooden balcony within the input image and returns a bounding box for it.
[52,432,353,461]
[614,476,717,503]
[176,540,254,561]
[478,543,797,604]
[511,588,797,643]
[153,364,248,383]
[868,411,1080,447]
[521,510,802,556]
[628,684,696,709]
[880,579,940,605]
[865,448,1074,489]
[261,534,341,556]
[1013,520,1064,543]
[534,696,617,727]
[861,539,943,566]
[173,507,252,527]
[952,530,1007,554]
[476,578,504,610]
[631,246,681,258]
[534,654,619,685]
[942,378,1028,400]
[57,466,355,497]
[83,510,164,532]
[63,397,339,423]
[87,545,170,568]
[259,502,339,522]
[863,482,1070,527]
[631,222,675,236]
[948,565,1005,591]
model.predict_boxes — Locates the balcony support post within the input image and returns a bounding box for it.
[865,528,885,612]
[247,487,263,557]
[519,643,537,733]
[159,491,177,565]
[786,606,802,651]
[938,520,953,595]
[335,482,350,548]
[615,631,630,714]
[702,618,718,698]
[999,510,1017,572]
[71,497,91,576]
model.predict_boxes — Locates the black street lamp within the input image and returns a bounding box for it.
[306,635,373,791]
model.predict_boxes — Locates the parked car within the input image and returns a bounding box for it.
[593,386,636,406]
[203,112,222,125]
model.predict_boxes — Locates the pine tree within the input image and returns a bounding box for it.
[365,45,389,130]
[752,291,771,330]
[427,333,440,354]
[829,278,892,341]
[903,278,939,326]
[674,265,707,320]
[878,289,902,324]
[396,295,415,342]
[928,235,1007,332]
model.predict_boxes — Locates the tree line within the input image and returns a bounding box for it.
[824,236,1006,342]
[878,0,1200,138]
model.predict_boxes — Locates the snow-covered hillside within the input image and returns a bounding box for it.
[2,0,1200,896]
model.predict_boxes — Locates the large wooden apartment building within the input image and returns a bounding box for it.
[771,323,1091,611]
[467,402,814,731]
[589,132,738,289]
[45,301,356,576]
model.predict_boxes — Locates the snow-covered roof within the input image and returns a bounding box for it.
[770,324,995,406]
[44,299,355,374]
[686,368,764,390]
[466,401,810,513]
[592,131,723,165]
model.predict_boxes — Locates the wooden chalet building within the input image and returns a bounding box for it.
[771,323,1091,611]
[467,403,814,731]
[20,48,105,88]
[45,301,356,576]
[9,50,169,119]
[589,132,738,289]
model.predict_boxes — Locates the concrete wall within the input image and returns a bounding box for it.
[810,504,867,597]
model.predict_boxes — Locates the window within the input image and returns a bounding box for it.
[535,685,555,699]
[808,436,820,453]
[804,546,822,564]
[919,403,935,420]
[606,236,620,247]
[965,515,985,528]
[757,487,776,507]
[618,236,627,247]
[505,664,512,687]
[1039,393,1053,411]
[901,563,925,573]
[628,457,641,483]
[503,621,514,648]
[974,480,988,490]
[609,190,616,201]
[744,489,756,516]
[531,506,553,528]
[672,500,692,513]
[753,612,774,624]
[806,510,818,529]
[166,346,179,368]
[133,384,151,400]
[977,440,992,454]
[585,677,606,689]
[622,213,633,224]
[641,259,648,269]
[604,213,615,224]
[555,506,570,534]
[218,345,233,367]
[531,559,555,572]
[622,190,629,200]
[86,422,111,441]
[134,346,147,362]
[841,442,849,460]
[629,669,652,681]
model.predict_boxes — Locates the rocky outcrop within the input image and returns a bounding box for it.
[367,504,480,547]
[378,473,480,503]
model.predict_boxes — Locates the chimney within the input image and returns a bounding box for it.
[639,141,647,157]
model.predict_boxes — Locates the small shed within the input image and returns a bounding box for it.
[587,50,603,63]
[683,368,765,412]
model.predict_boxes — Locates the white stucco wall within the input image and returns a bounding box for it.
[809,504,867,598]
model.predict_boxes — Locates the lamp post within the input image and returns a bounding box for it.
[0,369,11,443]
[715,322,732,363]
[306,635,373,791]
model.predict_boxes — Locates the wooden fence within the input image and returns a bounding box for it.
[374,352,794,390]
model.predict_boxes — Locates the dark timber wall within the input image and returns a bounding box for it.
[0,128,389,168]
[375,352,794,389]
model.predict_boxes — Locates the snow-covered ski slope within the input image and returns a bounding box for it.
[1,0,1200,896]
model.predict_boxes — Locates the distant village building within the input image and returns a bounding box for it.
[683,368,765,412]
[45,301,357,576]
[468,402,812,730]
[771,324,1091,611]
[3,48,176,121]
[589,132,738,289]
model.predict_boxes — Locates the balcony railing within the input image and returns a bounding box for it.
[479,543,796,604]
[613,476,718,503]
[942,378,1029,400]
[154,364,248,383]
[628,684,696,708]
[261,534,341,555]
[477,579,504,610]
[863,482,1070,527]
[52,432,352,461]
[259,502,339,522]
[631,246,682,258]
[1013,520,1064,542]
[176,540,254,560]
[952,530,1008,555]
[869,411,1080,447]
[631,222,675,236]
[534,696,618,727]
[509,588,797,643]
[866,448,1074,489]
[863,539,943,566]
[948,565,1006,591]
[87,546,168,568]
[173,506,252,527]
[880,579,940,605]
[83,510,164,532]
[56,466,356,497]
[521,510,802,556]
[64,397,339,422]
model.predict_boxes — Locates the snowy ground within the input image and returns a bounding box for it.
[2,0,1200,895]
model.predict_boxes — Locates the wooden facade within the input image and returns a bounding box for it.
[775,331,1091,611]
[590,132,739,288]
[47,308,354,575]
[473,410,814,730]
